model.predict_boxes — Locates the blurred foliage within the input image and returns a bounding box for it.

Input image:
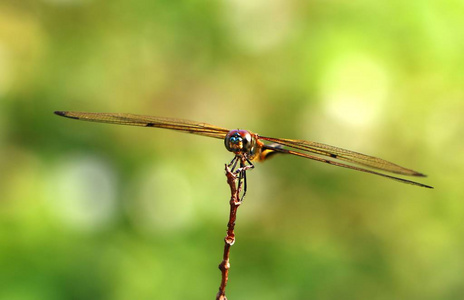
[1,0,463,299]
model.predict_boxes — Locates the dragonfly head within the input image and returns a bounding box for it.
[225,130,256,155]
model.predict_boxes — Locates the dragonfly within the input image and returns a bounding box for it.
[54,111,433,198]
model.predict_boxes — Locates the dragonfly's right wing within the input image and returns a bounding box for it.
[264,145,433,188]
[259,136,433,189]
[55,111,230,139]
[260,136,425,176]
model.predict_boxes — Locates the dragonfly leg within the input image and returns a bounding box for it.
[235,158,246,201]
[226,155,254,201]
[228,156,240,173]
[237,155,254,201]
[233,156,254,174]
[240,168,248,201]
[245,156,254,169]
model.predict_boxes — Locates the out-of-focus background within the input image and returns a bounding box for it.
[1,1,463,299]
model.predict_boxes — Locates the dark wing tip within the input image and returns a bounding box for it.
[54,111,79,120]
[413,171,427,177]
[416,181,433,189]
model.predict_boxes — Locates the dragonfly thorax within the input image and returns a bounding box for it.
[224,130,257,157]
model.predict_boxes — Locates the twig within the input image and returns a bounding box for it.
[216,163,243,300]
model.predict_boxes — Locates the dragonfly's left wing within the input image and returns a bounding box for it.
[55,111,230,139]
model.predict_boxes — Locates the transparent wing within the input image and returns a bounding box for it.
[55,111,230,139]
[55,111,432,188]
[264,146,432,188]
[259,135,425,177]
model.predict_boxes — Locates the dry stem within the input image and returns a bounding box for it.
[216,163,243,300]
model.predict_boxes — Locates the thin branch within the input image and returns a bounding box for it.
[216,163,243,300]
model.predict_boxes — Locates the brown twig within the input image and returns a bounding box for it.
[216,163,243,300]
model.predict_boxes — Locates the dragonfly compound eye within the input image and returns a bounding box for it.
[225,130,255,155]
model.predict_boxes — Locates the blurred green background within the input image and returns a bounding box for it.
[1,0,463,299]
